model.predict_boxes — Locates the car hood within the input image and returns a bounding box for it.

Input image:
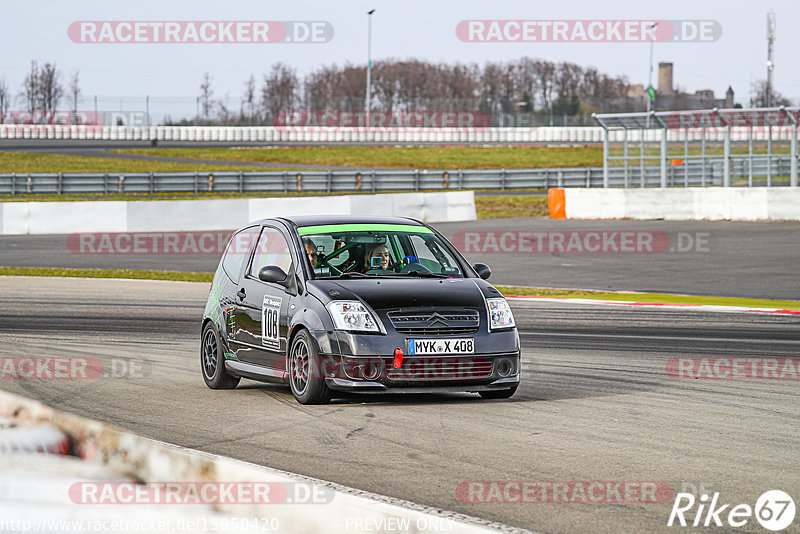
[307,277,498,310]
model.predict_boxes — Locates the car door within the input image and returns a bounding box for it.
[230,225,296,371]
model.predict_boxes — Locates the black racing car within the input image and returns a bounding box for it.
[201,215,520,404]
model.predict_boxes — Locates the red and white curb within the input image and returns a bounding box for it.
[506,295,800,316]
[0,424,70,455]
[0,390,520,534]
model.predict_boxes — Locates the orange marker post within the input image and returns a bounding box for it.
[548,188,566,219]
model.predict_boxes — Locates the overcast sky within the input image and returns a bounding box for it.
[2,0,797,109]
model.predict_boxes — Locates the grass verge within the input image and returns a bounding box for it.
[113,146,604,169]
[0,268,796,310]
[3,145,794,173]
[476,195,548,218]
[0,152,286,173]
[497,286,800,310]
[0,267,212,283]
[112,144,793,169]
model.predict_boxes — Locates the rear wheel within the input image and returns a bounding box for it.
[289,330,332,405]
[201,323,240,389]
[479,386,517,399]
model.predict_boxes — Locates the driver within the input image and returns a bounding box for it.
[303,238,318,268]
[365,243,392,271]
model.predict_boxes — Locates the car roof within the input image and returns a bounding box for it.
[261,215,428,228]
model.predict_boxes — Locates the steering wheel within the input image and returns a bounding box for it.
[398,262,432,274]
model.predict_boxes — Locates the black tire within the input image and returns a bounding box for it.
[201,323,240,390]
[288,329,332,405]
[479,386,518,399]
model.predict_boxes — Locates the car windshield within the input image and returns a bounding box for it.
[297,223,465,279]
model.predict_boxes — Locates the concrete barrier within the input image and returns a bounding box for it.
[558,187,800,221]
[0,390,502,534]
[0,191,476,235]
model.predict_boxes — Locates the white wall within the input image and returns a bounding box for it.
[2,124,797,144]
[563,188,800,221]
[0,191,476,235]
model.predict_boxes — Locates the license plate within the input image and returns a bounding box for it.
[408,338,474,355]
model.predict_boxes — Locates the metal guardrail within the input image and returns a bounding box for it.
[1,161,795,196]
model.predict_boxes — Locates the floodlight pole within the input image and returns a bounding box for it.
[365,9,375,129]
[646,22,657,126]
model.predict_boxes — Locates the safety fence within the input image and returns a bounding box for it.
[594,107,800,187]
[0,160,795,196]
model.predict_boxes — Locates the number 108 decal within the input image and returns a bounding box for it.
[262,296,282,350]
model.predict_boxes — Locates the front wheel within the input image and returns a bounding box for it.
[289,330,332,405]
[479,386,517,399]
[201,323,240,389]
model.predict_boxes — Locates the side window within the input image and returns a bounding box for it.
[249,227,293,278]
[221,227,259,281]
[308,235,350,266]
[408,235,438,263]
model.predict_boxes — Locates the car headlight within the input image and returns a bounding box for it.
[327,301,380,332]
[487,297,515,330]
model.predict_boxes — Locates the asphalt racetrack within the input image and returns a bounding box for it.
[0,276,798,533]
[1,218,798,299]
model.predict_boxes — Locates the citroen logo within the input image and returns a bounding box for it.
[428,312,449,327]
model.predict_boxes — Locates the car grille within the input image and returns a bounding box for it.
[387,309,480,335]
[386,356,493,381]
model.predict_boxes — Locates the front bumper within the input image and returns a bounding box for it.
[319,351,521,393]
[326,376,519,394]
[308,325,521,393]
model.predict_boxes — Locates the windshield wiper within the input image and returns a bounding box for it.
[334,272,372,278]
[391,271,452,278]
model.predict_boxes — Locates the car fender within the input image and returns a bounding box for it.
[288,303,339,356]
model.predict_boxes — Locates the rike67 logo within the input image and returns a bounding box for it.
[668,490,795,531]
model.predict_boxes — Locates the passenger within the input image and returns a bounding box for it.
[303,238,318,268]
[366,243,392,271]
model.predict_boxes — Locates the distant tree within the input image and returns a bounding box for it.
[555,62,583,100]
[261,63,298,121]
[0,78,9,123]
[750,79,791,107]
[216,93,232,124]
[21,60,40,115]
[579,67,602,99]
[241,75,256,123]
[199,72,214,120]
[38,63,62,121]
[68,70,81,123]
[552,95,580,117]
[478,62,503,116]
[533,60,556,112]
[372,59,401,112]
[515,58,539,110]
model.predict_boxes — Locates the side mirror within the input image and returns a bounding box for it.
[473,263,491,280]
[258,265,288,285]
